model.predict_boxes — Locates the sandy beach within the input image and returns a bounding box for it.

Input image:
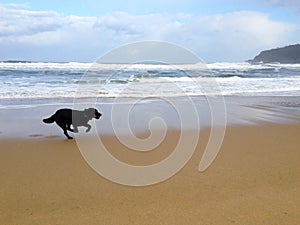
[1,118,300,224]
[2,2,300,224]
[1,96,300,224]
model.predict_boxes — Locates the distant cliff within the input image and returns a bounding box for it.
[248,44,300,64]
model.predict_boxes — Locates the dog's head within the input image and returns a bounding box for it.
[84,108,102,119]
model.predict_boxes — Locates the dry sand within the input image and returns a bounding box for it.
[1,124,300,225]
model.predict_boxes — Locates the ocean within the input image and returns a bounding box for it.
[1,62,300,103]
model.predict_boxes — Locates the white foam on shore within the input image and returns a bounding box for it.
[1,62,300,99]
[1,61,300,70]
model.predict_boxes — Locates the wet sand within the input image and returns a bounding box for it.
[1,123,300,224]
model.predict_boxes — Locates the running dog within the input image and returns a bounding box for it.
[43,108,102,139]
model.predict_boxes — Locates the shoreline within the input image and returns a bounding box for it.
[0,95,300,140]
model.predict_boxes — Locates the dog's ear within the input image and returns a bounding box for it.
[84,108,93,112]
[84,108,96,117]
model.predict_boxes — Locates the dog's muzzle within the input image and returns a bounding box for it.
[95,113,101,119]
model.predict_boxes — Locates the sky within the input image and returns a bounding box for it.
[0,0,299,62]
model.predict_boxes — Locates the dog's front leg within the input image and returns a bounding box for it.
[73,125,79,133]
[85,124,92,133]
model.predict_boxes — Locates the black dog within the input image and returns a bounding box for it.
[43,108,102,139]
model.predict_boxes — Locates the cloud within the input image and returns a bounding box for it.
[179,11,297,61]
[263,0,300,11]
[0,5,64,40]
[2,3,30,9]
[0,4,298,62]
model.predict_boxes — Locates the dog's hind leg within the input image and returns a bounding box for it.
[66,124,74,132]
[57,122,73,139]
[65,131,73,139]
[64,130,73,139]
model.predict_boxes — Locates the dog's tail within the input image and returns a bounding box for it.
[43,114,56,124]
